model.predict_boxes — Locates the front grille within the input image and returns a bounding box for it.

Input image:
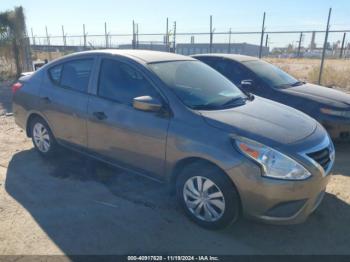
[307,147,331,171]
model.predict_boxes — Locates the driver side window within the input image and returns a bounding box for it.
[98,59,158,105]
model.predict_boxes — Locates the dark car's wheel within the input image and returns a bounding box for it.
[30,117,58,157]
[176,162,241,230]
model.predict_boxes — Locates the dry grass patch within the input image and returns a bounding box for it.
[266,58,350,93]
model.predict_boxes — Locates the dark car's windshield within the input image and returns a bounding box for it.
[243,60,301,88]
[149,60,246,110]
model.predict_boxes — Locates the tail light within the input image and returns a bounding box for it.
[12,82,23,94]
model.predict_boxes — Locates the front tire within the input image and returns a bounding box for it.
[176,162,240,230]
[30,117,58,157]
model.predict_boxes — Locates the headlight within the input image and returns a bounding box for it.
[235,137,311,180]
[320,108,350,118]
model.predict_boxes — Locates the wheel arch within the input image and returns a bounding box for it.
[25,112,52,137]
[169,157,240,195]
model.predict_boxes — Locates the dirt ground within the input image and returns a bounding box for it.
[0,82,349,255]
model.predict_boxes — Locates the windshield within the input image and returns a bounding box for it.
[243,60,301,88]
[148,60,245,110]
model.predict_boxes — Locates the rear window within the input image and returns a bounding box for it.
[48,59,93,93]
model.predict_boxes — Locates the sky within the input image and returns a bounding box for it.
[1,0,350,48]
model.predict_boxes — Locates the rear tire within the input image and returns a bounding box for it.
[30,117,58,157]
[176,162,240,230]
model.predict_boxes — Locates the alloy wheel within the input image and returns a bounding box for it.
[32,122,51,153]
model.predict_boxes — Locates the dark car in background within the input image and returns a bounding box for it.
[193,54,350,141]
[12,50,334,229]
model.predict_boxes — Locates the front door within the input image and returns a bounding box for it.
[87,58,170,178]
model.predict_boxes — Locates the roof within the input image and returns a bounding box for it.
[66,49,195,63]
[192,53,259,62]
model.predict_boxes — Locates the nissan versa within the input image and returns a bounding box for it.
[12,50,335,229]
[193,54,350,141]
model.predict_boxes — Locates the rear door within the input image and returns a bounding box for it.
[87,57,170,178]
[40,57,96,149]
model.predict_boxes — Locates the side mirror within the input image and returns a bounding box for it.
[133,96,162,112]
[240,79,254,89]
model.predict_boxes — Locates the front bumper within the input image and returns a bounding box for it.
[316,113,350,141]
[227,162,331,224]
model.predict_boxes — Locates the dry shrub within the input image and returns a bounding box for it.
[308,65,350,90]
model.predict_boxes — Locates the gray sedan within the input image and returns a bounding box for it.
[12,50,334,229]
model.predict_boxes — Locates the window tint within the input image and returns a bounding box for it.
[49,59,93,93]
[208,59,253,86]
[98,59,156,104]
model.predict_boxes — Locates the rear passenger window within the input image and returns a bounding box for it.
[48,64,62,84]
[98,59,157,105]
[48,59,93,93]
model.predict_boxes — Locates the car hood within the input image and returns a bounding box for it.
[199,97,317,146]
[281,83,350,108]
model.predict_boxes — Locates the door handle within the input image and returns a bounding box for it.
[93,111,107,120]
[41,96,51,103]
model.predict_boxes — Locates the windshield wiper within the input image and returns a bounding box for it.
[191,95,251,110]
[290,81,305,87]
[276,81,305,88]
[190,104,220,110]
[220,96,248,108]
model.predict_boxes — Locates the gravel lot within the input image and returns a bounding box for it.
[0,82,349,255]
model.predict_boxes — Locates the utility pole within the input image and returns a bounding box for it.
[318,8,332,85]
[340,32,346,58]
[172,21,176,53]
[209,15,213,53]
[228,28,232,53]
[45,26,52,60]
[259,12,266,58]
[297,32,303,58]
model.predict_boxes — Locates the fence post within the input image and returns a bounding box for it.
[136,23,139,49]
[104,22,108,48]
[265,33,269,47]
[166,18,169,51]
[83,24,87,49]
[132,20,135,49]
[31,28,36,46]
[45,26,52,60]
[259,12,266,58]
[318,8,332,85]
[228,28,232,53]
[62,25,66,48]
[209,15,213,53]
[297,32,303,58]
[340,32,346,58]
[173,21,176,53]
